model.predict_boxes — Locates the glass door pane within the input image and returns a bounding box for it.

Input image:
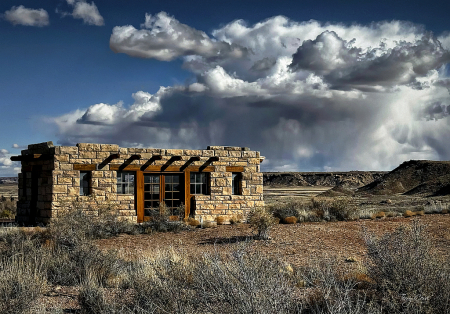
[144,174,160,216]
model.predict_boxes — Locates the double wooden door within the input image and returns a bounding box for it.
[137,172,184,221]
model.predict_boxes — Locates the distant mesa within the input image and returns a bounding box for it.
[357,160,450,197]
[0,177,18,184]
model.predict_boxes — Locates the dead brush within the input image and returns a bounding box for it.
[248,207,278,240]
[216,216,227,225]
[371,211,386,219]
[404,210,415,218]
[283,216,297,224]
[229,214,244,224]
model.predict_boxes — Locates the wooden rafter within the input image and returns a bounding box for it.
[10,154,50,161]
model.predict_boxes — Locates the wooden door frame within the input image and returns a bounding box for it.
[136,170,186,223]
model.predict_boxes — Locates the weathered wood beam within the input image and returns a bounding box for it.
[74,164,96,171]
[208,156,219,162]
[10,154,46,161]
[226,166,244,172]
[110,164,215,172]
[129,154,141,160]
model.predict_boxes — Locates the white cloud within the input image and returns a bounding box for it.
[3,5,49,27]
[63,0,104,26]
[0,148,19,176]
[47,15,450,171]
[110,12,247,61]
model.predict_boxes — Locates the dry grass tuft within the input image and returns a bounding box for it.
[283,216,297,224]
[186,218,200,227]
[229,214,244,224]
[404,210,415,217]
[371,211,386,219]
[216,216,227,225]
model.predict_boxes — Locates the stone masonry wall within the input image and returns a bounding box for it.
[15,142,264,224]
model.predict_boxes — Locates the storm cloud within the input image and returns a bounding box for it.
[47,14,450,171]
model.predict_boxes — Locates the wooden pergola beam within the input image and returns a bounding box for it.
[10,154,51,161]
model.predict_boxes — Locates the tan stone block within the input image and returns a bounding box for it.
[77,143,101,151]
[255,201,265,207]
[228,151,242,157]
[211,210,225,215]
[242,188,251,195]
[78,151,96,158]
[242,151,257,158]
[67,187,78,196]
[230,162,247,166]
[60,164,73,171]
[207,146,224,150]
[166,149,183,156]
[223,187,232,195]
[244,166,258,173]
[229,204,241,209]
[255,185,263,194]
[215,166,226,172]
[248,158,260,165]
[215,178,227,186]
[59,146,78,155]
[55,154,69,162]
[210,187,222,193]
[58,177,72,184]
[53,185,67,193]
[184,149,202,156]
[100,144,119,152]
[202,150,214,157]
[215,150,228,157]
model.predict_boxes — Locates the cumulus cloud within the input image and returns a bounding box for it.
[0,148,19,176]
[110,12,248,61]
[47,15,450,171]
[62,0,104,26]
[3,5,49,27]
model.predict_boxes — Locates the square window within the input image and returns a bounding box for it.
[190,172,209,195]
[117,171,136,195]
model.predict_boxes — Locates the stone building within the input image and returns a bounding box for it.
[11,142,264,224]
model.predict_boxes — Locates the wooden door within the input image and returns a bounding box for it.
[138,172,184,222]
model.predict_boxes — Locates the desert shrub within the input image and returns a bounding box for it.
[216,215,227,225]
[299,259,380,314]
[229,214,244,224]
[248,207,278,240]
[270,200,307,221]
[140,202,190,233]
[363,221,450,313]
[78,274,120,314]
[0,198,16,218]
[186,217,200,227]
[127,247,301,314]
[403,210,415,217]
[283,216,298,224]
[371,211,386,219]
[328,197,358,221]
[0,229,47,314]
[0,254,47,314]
[45,241,124,287]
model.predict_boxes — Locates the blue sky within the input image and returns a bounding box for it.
[1,0,450,176]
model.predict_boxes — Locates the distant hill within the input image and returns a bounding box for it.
[0,177,18,184]
[357,160,450,196]
[263,171,386,188]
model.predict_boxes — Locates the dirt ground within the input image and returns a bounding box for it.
[95,214,450,269]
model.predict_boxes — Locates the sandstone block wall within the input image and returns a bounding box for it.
[15,142,264,224]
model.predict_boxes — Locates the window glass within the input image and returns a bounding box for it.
[190,172,209,195]
[117,171,135,194]
[80,171,90,196]
[232,172,241,195]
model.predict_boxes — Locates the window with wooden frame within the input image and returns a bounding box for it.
[80,171,91,196]
[232,172,241,195]
[117,171,135,194]
[190,172,209,195]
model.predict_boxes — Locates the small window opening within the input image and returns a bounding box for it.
[80,171,91,196]
[190,172,209,195]
[117,171,135,194]
[232,172,241,195]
